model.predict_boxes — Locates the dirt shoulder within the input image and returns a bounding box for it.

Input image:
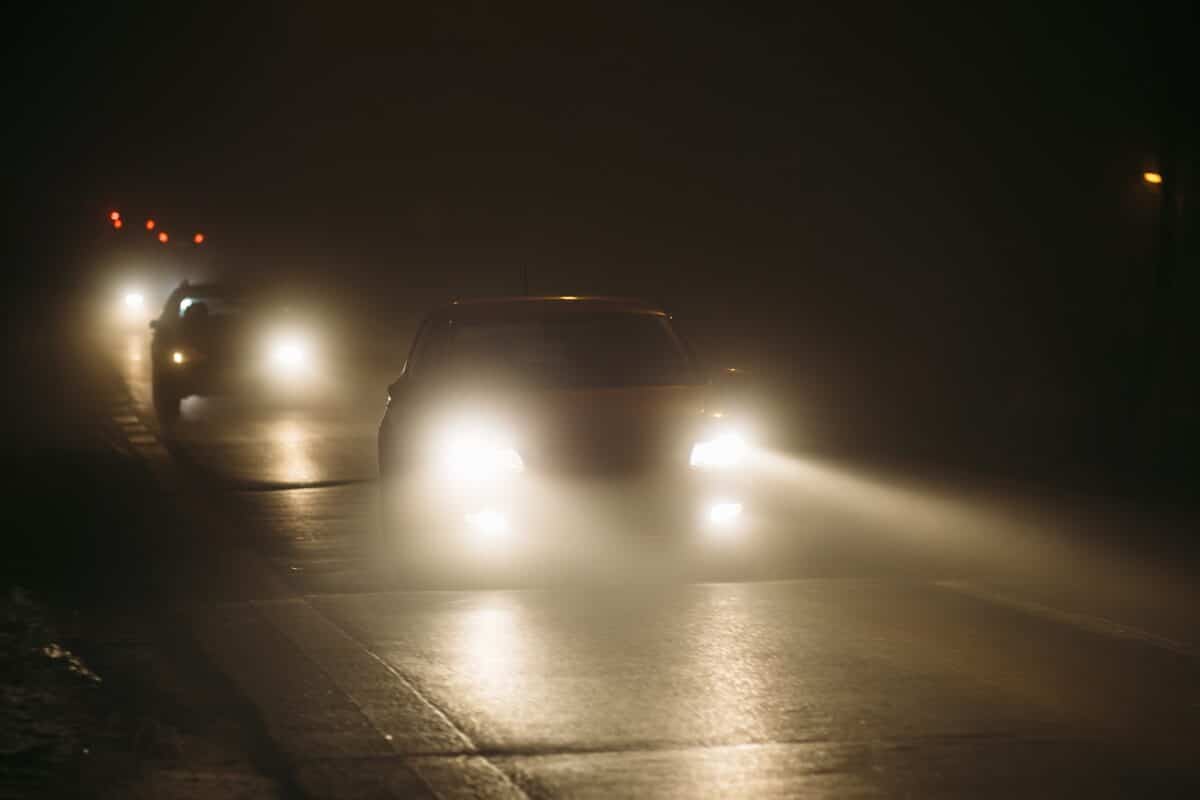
[2,308,293,799]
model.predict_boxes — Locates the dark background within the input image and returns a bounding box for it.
[6,1,1196,483]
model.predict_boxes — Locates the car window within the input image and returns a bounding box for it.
[178,295,244,317]
[412,312,700,387]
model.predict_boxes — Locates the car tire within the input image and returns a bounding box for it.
[153,376,181,425]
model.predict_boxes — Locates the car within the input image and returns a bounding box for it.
[376,295,759,571]
[149,281,319,422]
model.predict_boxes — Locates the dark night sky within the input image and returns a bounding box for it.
[7,1,1192,448]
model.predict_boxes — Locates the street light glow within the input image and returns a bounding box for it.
[145,219,156,230]
[158,231,169,244]
[193,232,205,245]
[1143,171,1163,185]
[109,210,121,221]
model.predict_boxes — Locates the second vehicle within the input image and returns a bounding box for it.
[150,280,321,422]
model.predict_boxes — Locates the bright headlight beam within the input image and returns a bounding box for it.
[708,501,744,525]
[690,432,748,469]
[465,509,510,538]
[436,424,524,481]
[123,292,144,309]
[271,341,307,367]
[267,335,312,377]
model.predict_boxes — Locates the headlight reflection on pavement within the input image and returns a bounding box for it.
[273,420,318,483]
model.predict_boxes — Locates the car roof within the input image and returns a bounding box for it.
[433,296,667,321]
[170,281,242,298]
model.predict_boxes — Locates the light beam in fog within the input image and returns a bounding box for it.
[752,448,1192,590]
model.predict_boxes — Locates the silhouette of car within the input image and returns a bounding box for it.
[377,296,757,569]
[149,281,318,422]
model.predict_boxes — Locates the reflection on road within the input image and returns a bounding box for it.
[113,328,379,488]
[451,595,526,714]
[413,585,792,750]
[272,419,318,484]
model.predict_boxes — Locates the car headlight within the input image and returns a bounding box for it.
[689,432,748,469]
[267,335,312,375]
[435,423,524,481]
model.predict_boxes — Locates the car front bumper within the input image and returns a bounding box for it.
[381,468,759,564]
[157,359,321,400]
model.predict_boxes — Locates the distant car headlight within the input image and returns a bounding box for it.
[116,288,149,324]
[171,350,187,365]
[689,432,748,470]
[267,334,313,376]
[435,423,524,481]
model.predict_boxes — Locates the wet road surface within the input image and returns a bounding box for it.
[109,331,1200,797]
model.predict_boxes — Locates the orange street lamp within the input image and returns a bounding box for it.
[1143,171,1163,185]
[158,231,169,244]
[109,210,121,221]
[113,218,124,229]
[145,219,156,230]
[193,232,205,245]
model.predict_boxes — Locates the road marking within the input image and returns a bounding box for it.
[935,579,1197,659]
[254,597,528,798]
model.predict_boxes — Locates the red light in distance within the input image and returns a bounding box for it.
[113,218,124,229]
[109,210,121,221]
[157,231,169,244]
[145,219,156,230]
[193,233,204,245]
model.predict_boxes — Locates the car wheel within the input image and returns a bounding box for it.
[153,377,181,424]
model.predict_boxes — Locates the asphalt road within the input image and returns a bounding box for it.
[107,329,1200,798]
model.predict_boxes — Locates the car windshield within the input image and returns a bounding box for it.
[414,312,700,387]
[177,293,245,318]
